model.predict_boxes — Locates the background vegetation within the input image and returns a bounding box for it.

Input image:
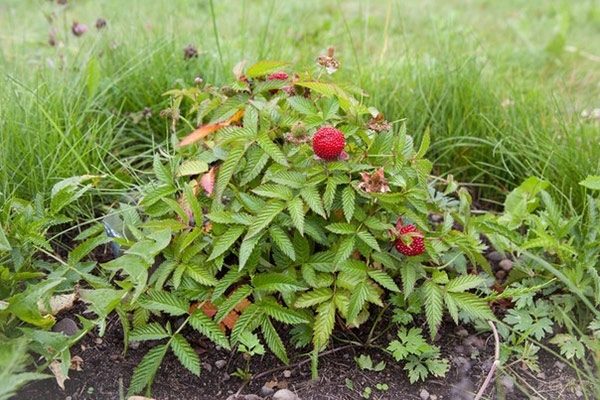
[1,0,598,210]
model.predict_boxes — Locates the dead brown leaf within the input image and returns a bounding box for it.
[177,109,244,147]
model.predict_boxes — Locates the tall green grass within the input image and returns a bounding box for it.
[0,0,598,210]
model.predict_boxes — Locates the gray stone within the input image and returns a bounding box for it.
[215,359,227,369]
[202,362,213,373]
[52,318,78,336]
[261,385,275,397]
[499,259,513,271]
[283,369,292,378]
[419,389,430,400]
[500,375,514,393]
[273,389,300,400]
[487,251,504,262]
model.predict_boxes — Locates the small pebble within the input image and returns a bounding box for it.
[52,318,79,336]
[500,375,514,393]
[495,270,506,280]
[129,341,140,349]
[430,395,437,400]
[420,388,430,400]
[202,362,212,373]
[283,369,292,378]
[94,337,103,345]
[554,361,566,370]
[456,328,469,337]
[261,385,275,397]
[222,372,230,381]
[499,259,513,271]
[273,389,299,400]
[215,359,227,369]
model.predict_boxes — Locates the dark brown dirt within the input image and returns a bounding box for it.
[16,310,584,400]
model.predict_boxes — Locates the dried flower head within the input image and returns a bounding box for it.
[71,21,88,37]
[367,113,392,132]
[183,44,198,60]
[317,47,340,74]
[95,18,107,30]
[358,168,390,193]
[48,29,57,47]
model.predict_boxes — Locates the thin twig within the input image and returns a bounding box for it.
[234,344,355,396]
[474,321,500,400]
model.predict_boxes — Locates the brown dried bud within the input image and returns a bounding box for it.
[317,47,340,74]
[358,168,390,193]
[95,18,107,30]
[71,22,88,37]
[367,113,392,132]
[183,44,198,60]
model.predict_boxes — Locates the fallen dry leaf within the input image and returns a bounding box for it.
[39,292,78,315]
[49,360,68,390]
[177,109,244,147]
[70,355,84,371]
[200,166,217,196]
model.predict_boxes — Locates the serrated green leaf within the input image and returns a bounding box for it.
[189,310,231,350]
[416,128,430,158]
[208,225,245,260]
[357,230,381,252]
[287,96,318,115]
[253,273,306,292]
[238,232,263,270]
[185,263,218,286]
[295,288,334,308]
[342,186,355,222]
[288,197,305,236]
[141,291,188,316]
[215,145,246,200]
[246,201,287,239]
[261,318,289,364]
[423,281,444,339]
[448,292,495,321]
[325,223,356,235]
[177,160,209,177]
[269,226,296,261]
[130,323,170,342]
[367,269,400,292]
[231,304,264,344]
[261,299,310,324]
[335,235,356,265]
[446,275,485,293]
[127,344,168,396]
[580,176,600,191]
[257,131,288,166]
[171,334,200,376]
[246,60,288,78]
[313,300,336,349]
[347,282,369,322]
[215,285,253,322]
[252,184,293,201]
[300,186,326,218]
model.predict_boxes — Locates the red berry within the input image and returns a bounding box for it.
[267,71,289,81]
[312,126,345,160]
[394,224,425,256]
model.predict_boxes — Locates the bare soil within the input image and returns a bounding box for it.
[17,311,583,400]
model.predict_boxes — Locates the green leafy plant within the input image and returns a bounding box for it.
[0,176,121,396]
[97,60,496,395]
[387,327,449,383]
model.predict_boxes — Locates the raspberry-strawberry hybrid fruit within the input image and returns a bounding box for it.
[267,71,289,81]
[395,224,425,256]
[312,126,345,160]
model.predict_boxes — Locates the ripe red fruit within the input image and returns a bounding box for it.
[267,71,289,81]
[312,126,345,160]
[394,224,425,256]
